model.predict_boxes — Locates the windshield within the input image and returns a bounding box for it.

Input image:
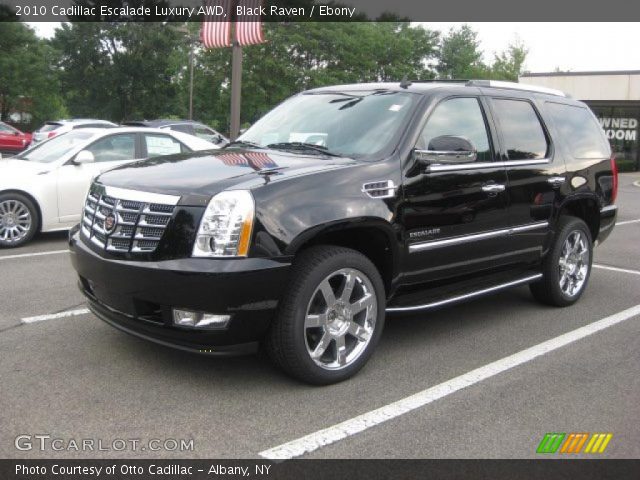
[16,130,96,163]
[238,90,417,158]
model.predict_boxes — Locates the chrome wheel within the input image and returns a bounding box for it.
[304,268,377,370]
[0,199,32,244]
[558,230,590,297]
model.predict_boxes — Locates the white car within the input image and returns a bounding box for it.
[31,119,117,144]
[0,127,219,247]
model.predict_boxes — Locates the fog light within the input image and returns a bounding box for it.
[172,309,230,329]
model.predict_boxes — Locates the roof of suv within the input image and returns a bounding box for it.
[305,80,570,100]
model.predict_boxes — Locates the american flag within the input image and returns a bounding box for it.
[218,152,248,166]
[245,152,277,169]
[235,0,266,46]
[201,0,265,49]
[200,0,233,48]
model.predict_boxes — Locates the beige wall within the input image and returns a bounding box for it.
[518,73,640,101]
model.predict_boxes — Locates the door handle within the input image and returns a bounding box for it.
[547,176,566,188]
[481,184,506,193]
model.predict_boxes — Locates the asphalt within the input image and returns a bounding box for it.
[1,173,639,459]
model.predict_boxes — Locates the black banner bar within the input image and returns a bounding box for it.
[3,459,640,480]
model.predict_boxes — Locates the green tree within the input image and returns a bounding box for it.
[0,22,66,126]
[491,39,528,81]
[51,22,186,121]
[436,25,489,79]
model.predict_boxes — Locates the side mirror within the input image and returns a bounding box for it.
[74,150,95,165]
[415,135,477,165]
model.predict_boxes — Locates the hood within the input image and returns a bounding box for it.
[95,148,358,197]
[0,159,53,180]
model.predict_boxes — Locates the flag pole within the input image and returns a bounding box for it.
[229,23,243,141]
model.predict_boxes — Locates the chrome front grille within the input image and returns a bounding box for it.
[82,187,179,254]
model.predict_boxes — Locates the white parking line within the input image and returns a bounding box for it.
[0,250,68,261]
[594,264,640,276]
[616,219,640,226]
[21,308,90,324]
[258,304,640,460]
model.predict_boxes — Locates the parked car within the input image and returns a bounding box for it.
[0,121,32,156]
[69,80,618,384]
[122,119,228,146]
[31,119,117,144]
[0,127,218,247]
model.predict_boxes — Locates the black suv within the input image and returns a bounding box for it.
[69,80,618,384]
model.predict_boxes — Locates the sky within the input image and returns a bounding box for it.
[28,22,640,74]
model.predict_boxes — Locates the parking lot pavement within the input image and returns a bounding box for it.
[0,178,639,460]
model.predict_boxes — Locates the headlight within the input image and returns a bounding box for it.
[192,190,255,257]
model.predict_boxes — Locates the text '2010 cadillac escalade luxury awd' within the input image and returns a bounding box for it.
[69,80,618,384]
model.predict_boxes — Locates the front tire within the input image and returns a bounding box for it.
[0,193,38,248]
[265,246,386,385]
[530,216,593,307]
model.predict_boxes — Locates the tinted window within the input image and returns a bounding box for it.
[38,123,62,133]
[168,124,193,134]
[492,99,548,160]
[144,134,186,157]
[193,125,221,143]
[0,123,15,133]
[546,103,610,159]
[417,97,492,162]
[85,134,136,162]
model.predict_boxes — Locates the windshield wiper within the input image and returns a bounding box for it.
[224,140,264,149]
[266,142,341,157]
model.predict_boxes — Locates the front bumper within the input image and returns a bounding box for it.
[69,228,291,355]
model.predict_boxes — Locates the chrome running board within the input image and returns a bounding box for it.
[386,273,543,313]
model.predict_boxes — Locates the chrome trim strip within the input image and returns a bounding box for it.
[102,185,180,206]
[409,221,548,253]
[427,159,549,172]
[386,273,543,313]
[600,205,618,213]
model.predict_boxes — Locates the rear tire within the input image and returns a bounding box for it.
[530,216,593,307]
[0,193,38,248]
[265,245,386,385]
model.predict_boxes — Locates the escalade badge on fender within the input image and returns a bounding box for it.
[104,214,117,234]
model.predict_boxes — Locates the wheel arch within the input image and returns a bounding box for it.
[555,195,600,242]
[286,218,400,297]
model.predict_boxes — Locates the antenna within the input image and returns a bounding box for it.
[399,77,412,89]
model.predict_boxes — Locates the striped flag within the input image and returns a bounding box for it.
[217,152,249,166]
[200,0,233,48]
[245,152,277,169]
[235,0,266,46]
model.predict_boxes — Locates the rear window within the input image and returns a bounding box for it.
[546,103,610,159]
[38,122,62,132]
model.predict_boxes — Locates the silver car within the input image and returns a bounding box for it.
[31,119,117,144]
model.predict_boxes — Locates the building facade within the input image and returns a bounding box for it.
[519,71,640,171]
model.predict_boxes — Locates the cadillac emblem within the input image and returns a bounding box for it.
[104,213,117,234]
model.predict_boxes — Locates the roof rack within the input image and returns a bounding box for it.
[465,80,567,97]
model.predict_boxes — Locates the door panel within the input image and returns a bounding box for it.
[487,96,565,263]
[400,96,510,285]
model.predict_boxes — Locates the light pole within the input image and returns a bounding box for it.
[175,24,198,120]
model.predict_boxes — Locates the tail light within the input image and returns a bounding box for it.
[47,131,58,139]
[610,154,618,204]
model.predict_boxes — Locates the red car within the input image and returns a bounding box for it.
[0,121,32,156]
